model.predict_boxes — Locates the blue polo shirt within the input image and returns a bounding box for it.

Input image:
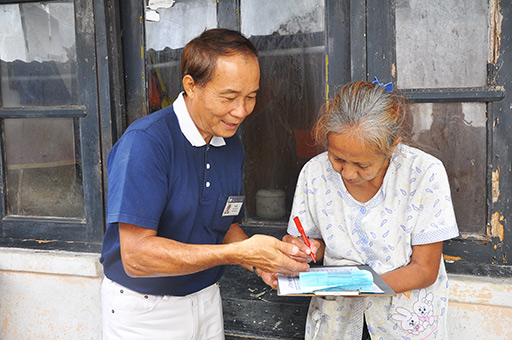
[100,93,245,296]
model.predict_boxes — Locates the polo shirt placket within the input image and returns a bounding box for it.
[204,145,212,193]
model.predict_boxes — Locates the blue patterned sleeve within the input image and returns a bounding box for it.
[410,161,460,245]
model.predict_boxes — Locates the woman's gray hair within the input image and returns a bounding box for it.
[314,81,405,156]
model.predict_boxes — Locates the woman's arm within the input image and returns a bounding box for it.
[283,234,442,294]
[380,242,443,294]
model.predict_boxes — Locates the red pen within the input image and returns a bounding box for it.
[293,216,316,263]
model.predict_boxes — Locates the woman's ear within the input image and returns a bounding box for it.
[182,75,195,98]
[386,137,402,156]
[392,137,403,147]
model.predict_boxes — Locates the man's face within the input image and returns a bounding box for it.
[184,54,260,142]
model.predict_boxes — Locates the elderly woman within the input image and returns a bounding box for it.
[284,80,459,340]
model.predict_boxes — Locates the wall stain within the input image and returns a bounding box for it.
[451,286,493,303]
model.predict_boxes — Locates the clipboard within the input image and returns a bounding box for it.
[277,265,396,297]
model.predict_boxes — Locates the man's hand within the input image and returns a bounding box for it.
[235,234,310,276]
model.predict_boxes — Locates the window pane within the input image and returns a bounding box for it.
[0,2,78,107]
[408,103,486,234]
[4,118,84,218]
[145,0,217,112]
[241,0,325,221]
[395,0,489,88]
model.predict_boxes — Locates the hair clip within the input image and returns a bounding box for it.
[372,76,393,93]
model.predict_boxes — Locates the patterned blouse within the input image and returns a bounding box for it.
[288,143,459,340]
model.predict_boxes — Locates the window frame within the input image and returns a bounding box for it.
[0,0,122,252]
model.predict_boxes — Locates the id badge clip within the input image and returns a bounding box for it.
[222,196,244,217]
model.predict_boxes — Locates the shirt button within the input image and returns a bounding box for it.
[206,163,211,170]
[206,182,211,188]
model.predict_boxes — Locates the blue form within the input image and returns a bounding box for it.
[299,270,374,292]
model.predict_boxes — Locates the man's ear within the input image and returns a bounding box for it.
[182,75,196,98]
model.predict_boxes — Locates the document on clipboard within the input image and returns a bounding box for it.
[277,265,396,297]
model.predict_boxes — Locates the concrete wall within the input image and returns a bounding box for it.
[448,274,512,339]
[0,248,511,340]
[0,248,102,340]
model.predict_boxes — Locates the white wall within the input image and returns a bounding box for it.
[0,248,511,340]
[448,274,512,339]
[0,248,102,340]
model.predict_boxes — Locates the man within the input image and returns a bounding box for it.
[100,28,310,339]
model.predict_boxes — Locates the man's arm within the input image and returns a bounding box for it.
[119,222,309,278]
[222,223,304,289]
[221,222,250,269]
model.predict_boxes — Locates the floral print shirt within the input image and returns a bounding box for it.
[288,144,459,340]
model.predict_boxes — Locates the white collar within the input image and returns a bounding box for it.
[173,92,226,147]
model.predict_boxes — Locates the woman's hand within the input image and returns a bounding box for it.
[282,234,324,263]
[258,269,279,289]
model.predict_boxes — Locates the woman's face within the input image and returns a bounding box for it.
[327,132,390,187]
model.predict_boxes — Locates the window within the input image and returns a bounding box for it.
[392,0,510,276]
[144,0,217,114]
[240,0,325,222]
[143,0,326,222]
[396,0,489,233]
[137,0,511,277]
[0,0,107,251]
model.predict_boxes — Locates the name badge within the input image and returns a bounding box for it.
[222,196,245,217]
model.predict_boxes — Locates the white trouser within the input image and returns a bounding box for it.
[101,277,225,340]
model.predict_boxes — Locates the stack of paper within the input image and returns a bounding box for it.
[277,266,395,296]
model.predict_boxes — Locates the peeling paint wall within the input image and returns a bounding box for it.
[0,271,102,340]
[0,250,511,340]
[492,166,500,203]
[448,275,512,340]
[490,0,503,65]
[489,211,505,242]
[0,249,102,340]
